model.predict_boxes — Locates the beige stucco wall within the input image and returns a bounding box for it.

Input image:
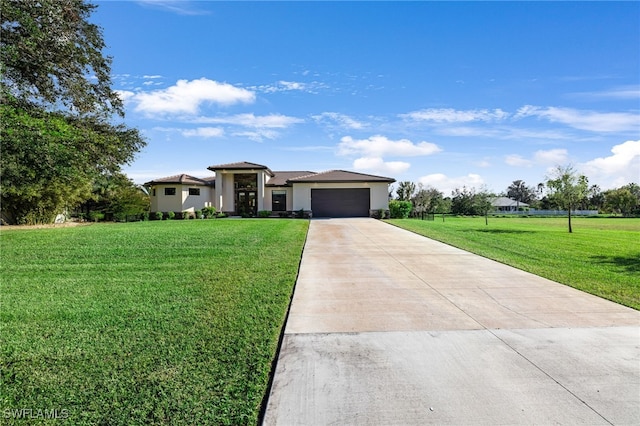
[291,182,391,211]
[264,186,294,211]
[181,186,214,212]
[149,184,215,212]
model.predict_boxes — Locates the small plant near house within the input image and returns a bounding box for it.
[201,206,216,219]
[194,209,202,219]
[258,210,271,218]
[166,211,175,220]
[154,211,163,221]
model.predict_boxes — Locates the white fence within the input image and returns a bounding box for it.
[494,210,599,216]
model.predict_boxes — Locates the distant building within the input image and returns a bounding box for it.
[492,197,529,212]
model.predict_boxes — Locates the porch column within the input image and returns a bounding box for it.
[256,172,265,212]
[215,172,223,211]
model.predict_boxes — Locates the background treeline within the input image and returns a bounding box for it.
[389,172,640,219]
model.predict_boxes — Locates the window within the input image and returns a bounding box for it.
[189,188,200,196]
[164,187,176,196]
[272,190,287,212]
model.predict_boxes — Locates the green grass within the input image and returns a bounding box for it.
[0,219,309,425]
[387,216,640,310]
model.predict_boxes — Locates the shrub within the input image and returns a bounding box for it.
[389,200,412,219]
[89,211,105,222]
[194,209,202,219]
[167,211,175,220]
[202,206,216,219]
[258,210,271,218]
[154,211,163,220]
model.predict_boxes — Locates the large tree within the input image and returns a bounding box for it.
[1,0,122,117]
[0,103,145,224]
[412,184,444,214]
[396,181,416,202]
[506,180,537,210]
[545,165,589,233]
[1,0,145,224]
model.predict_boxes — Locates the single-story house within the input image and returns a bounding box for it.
[144,161,395,218]
[492,197,529,212]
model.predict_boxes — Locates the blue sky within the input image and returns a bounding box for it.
[93,0,640,194]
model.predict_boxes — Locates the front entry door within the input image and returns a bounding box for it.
[236,191,257,216]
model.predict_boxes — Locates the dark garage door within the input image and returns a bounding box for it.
[311,188,370,217]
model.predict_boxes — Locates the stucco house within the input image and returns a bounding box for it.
[492,197,529,212]
[144,161,395,218]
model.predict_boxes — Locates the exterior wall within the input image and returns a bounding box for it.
[149,184,184,213]
[149,184,215,212]
[291,182,391,211]
[221,173,235,213]
[264,186,294,211]
[181,186,214,212]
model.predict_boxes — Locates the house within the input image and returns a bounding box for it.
[144,161,395,217]
[492,197,529,212]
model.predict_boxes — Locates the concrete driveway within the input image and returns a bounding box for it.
[263,218,640,425]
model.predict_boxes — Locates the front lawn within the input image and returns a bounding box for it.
[0,219,308,425]
[387,216,639,310]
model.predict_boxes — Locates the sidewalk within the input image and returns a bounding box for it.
[263,218,640,425]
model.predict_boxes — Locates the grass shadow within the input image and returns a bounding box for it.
[464,229,536,234]
[591,254,640,274]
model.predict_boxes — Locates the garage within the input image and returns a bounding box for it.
[311,188,370,217]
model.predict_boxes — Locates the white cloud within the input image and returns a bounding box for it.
[534,148,568,165]
[231,130,280,142]
[581,140,640,188]
[338,135,441,158]
[136,1,209,15]
[182,127,224,138]
[418,173,485,195]
[131,78,255,115]
[515,105,640,132]
[402,108,509,123]
[192,113,303,128]
[116,90,136,103]
[312,112,366,130]
[353,157,410,175]
[568,85,640,100]
[504,148,568,168]
[255,80,327,94]
[505,154,534,167]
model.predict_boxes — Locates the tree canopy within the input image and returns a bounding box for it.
[1,0,146,224]
[1,0,123,117]
[545,165,589,233]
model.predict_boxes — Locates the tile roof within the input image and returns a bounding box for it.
[144,174,215,186]
[207,161,273,176]
[287,170,395,183]
[492,197,529,207]
[267,171,316,186]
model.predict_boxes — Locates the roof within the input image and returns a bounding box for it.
[207,161,273,176]
[266,171,316,186]
[287,170,395,183]
[492,197,529,207]
[144,174,215,186]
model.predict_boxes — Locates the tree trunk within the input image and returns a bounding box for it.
[568,207,573,233]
